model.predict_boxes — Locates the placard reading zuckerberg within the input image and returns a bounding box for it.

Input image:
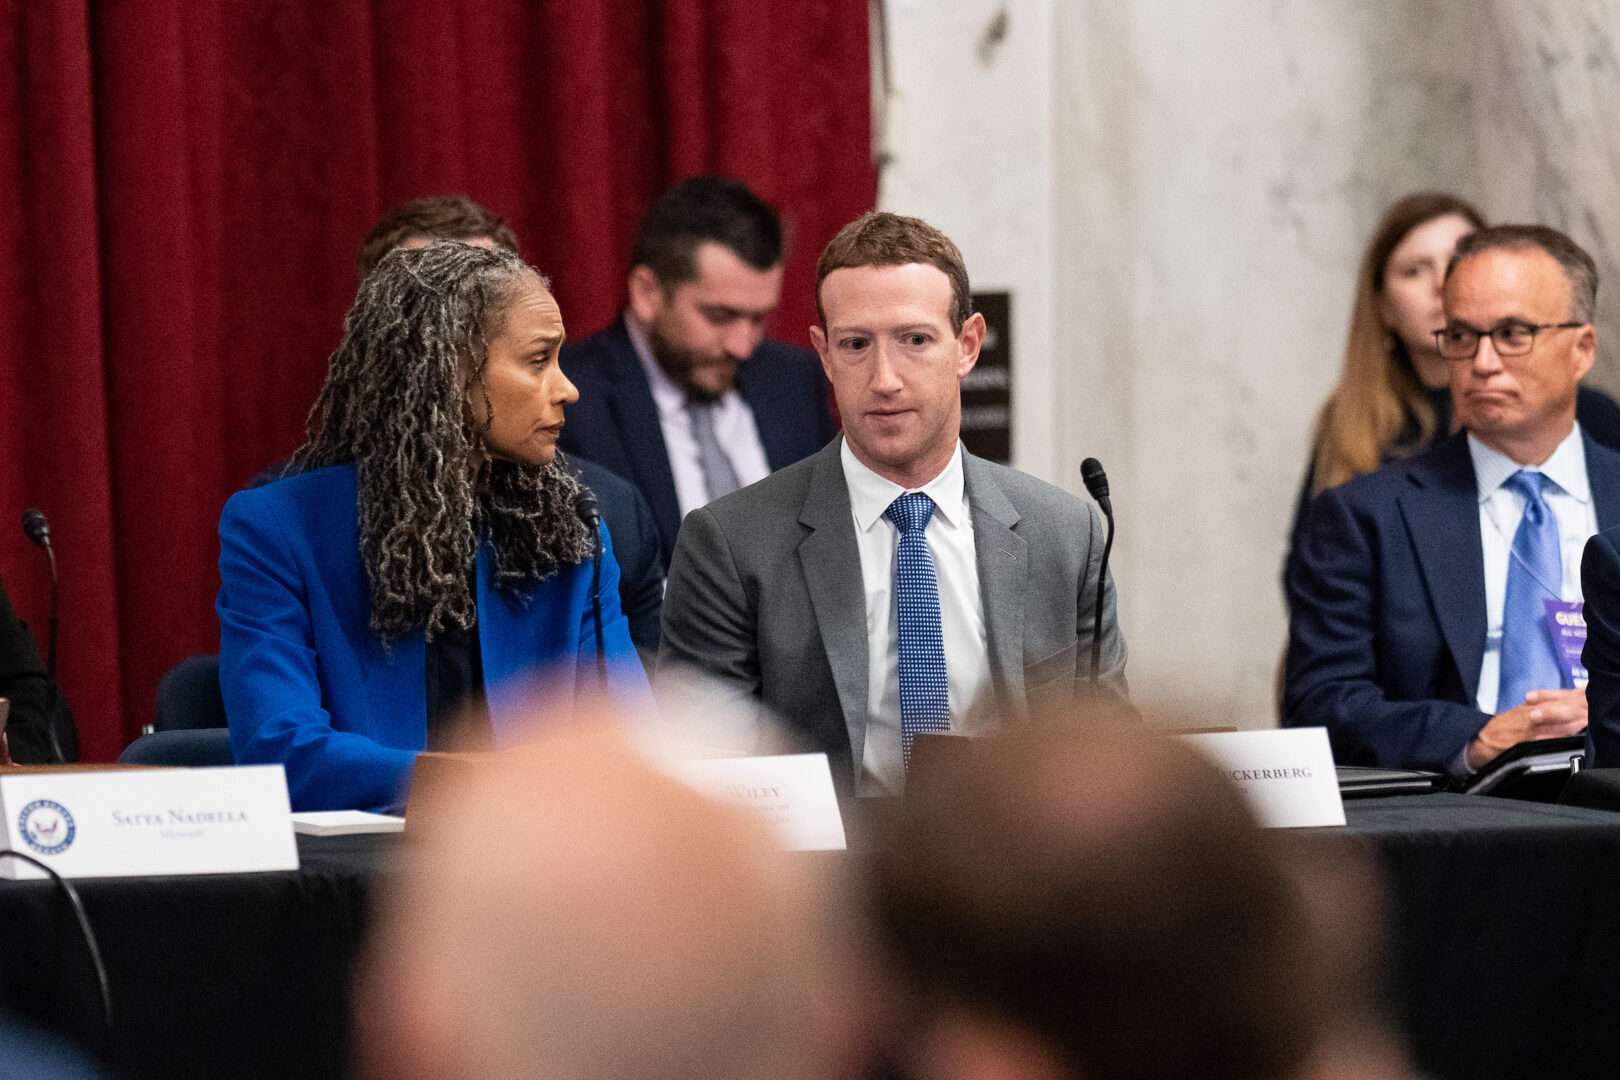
[1545,600,1588,689]
[0,765,298,880]
[1179,728,1345,828]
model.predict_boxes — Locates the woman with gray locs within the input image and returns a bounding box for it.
[218,241,647,812]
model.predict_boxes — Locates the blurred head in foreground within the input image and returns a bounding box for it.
[877,716,1325,1080]
[356,723,862,1080]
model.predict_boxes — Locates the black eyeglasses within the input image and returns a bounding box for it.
[1435,320,1586,360]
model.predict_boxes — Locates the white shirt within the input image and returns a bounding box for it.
[841,440,994,796]
[625,311,771,516]
[1468,423,1597,714]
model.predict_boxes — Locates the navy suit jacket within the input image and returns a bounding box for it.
[1285,430,1620,771]
[217,465,649,812]
[559,315,836,566]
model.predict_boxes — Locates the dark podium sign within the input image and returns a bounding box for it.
[961,290,1011,463]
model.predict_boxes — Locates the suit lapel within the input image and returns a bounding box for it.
[963,453,1028,719]
[601,318,683,551]
[738,358,795,471]
[1398,435,1487,701]
[795,441,872,775]
[1585,433,1620,532]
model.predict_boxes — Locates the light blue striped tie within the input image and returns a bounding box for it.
[886,493,950,769]
[1496,470,1565,712]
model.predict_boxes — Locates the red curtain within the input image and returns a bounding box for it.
[0,1,875,761]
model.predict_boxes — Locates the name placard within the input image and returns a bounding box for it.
[1179,728,1345,828]
[665,753,847,851]
[0,766,299,880]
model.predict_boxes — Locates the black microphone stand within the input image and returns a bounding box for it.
[573,491,608,692]
[22,509,66,763]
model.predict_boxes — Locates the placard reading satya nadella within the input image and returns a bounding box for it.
[1179,728,1346,828]
[0,766,298,880]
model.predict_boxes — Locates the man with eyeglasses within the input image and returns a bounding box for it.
[1286,224,1620,777]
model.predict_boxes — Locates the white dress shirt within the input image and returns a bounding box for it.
[625,312,771,516]
[841,440,995,796]
[1468,423,1597,714]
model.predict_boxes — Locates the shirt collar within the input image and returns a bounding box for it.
[1468,421,1590,504]
[624,309,690,420]
[840,438,968,533]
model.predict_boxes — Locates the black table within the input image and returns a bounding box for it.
[1327,794,1620,1080]
[2,795,1619,1080]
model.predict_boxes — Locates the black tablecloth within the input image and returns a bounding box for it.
[1327,795,1620,1080]
[2,795,1620,1079]
[0,834,397,1079]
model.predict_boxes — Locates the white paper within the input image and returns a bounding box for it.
[291,810,406,836]
[1180,728,1346,828]
[0,765,299,879]
[664,753,847,851]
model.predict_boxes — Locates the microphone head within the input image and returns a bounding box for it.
[21,508,51,548]
[573,488,601,527]
[1079,458,1110,501]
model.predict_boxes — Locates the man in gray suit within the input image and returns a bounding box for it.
[659,211,1126,795]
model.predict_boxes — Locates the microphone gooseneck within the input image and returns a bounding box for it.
[1078,460,1116,688]
[20,508,66,763]
[573,490,608,689]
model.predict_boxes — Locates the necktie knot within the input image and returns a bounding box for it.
[885,492,936,536]
[1504,470,1553,524]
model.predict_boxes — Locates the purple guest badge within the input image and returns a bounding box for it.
[1544,600,1587,690]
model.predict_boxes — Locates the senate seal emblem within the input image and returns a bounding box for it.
[18,799,76,856]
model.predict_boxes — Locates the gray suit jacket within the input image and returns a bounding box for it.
[657,439,1126,789]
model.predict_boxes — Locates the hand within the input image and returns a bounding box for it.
[1466,688,1588,770]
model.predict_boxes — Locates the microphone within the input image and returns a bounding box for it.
[573,490,608,689]
[1078,459,1116,689]
[21,508,66,763]
[1080,457,1111,518]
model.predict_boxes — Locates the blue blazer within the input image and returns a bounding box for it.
[1285,430,1620,771]
[558,315,836,566]
[217,465,649,812]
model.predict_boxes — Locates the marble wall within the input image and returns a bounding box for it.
[879,0,1620,726]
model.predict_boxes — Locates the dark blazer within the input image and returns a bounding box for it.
[1581,528,1620,767]
[218,465,650,812]
[0,576,76,763]
[657,439,1127,791]
[1285,430,1620,771]
[559,315,836,566]
[565,456,663,662]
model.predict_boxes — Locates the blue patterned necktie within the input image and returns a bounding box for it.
[885,492,950,770]
[1496,470,1565,712]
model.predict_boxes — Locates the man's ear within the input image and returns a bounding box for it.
[956,312,987,377]
[627,265,664,325]
[809,324,833,382]
[1573,324,1598,381]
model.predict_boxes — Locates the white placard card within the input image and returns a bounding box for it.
[1180,728,1346,828]
[666,753,847,851]
[0,766,299,880]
